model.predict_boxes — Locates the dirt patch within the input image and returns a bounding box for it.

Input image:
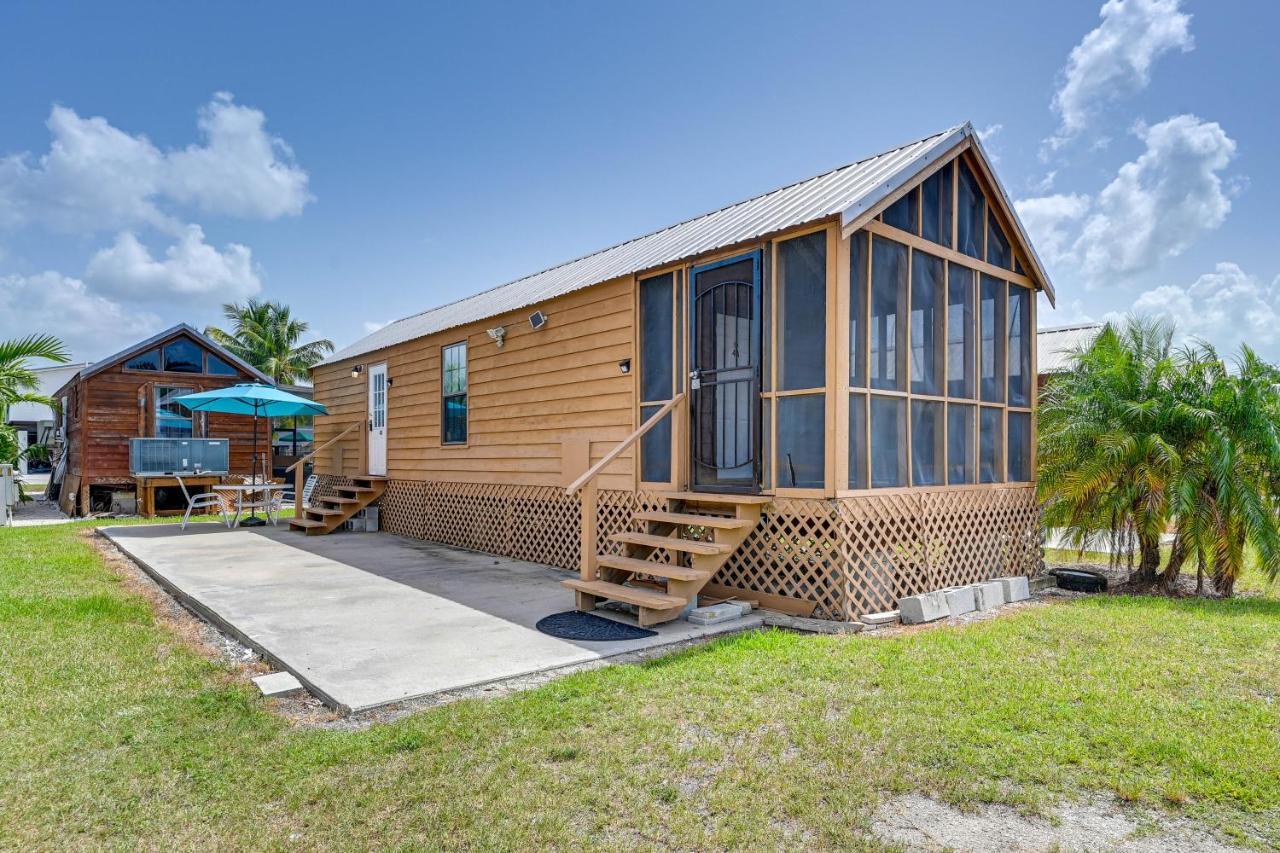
[870,793,1240,851]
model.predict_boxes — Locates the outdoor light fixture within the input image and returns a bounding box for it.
[618,358,631,374]
[351,364,364,379]
[487,326,507,348]
[529,310,548,331]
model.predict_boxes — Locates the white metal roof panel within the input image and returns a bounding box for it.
[324,124,1010,365]
[1037,323,1103,374]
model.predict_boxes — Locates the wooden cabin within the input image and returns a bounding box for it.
[306,123,1054,624]
[53,324,272,516]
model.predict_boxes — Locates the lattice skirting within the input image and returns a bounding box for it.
[320,476,1042,622]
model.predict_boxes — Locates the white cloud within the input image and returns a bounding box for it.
[85,225,261,301]
[362,319,391,334]
[1129,263,1280,359]
[1014,193,1091,266]
[977,124,1003,142]
[0,92,309,235]
[1074,115,1235,284]
[0,270,161,360]
[1046,0,1192,151]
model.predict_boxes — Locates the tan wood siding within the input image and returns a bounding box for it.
[311,277,637,490]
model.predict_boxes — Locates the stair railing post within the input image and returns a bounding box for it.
[580,478,598,582]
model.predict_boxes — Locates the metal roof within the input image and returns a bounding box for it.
[324,122,1052,366]
[72,323,273,385]
[1037,322,1103,374]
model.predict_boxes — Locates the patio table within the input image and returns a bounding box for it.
[212,483,286,528]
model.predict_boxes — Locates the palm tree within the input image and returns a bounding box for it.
[1038,318,1181,584]
[0,334,70,466]
[204,300,334,385]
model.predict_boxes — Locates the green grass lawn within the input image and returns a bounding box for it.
[3,522,1279,848]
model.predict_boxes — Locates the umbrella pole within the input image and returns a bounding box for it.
[241,404,267,527]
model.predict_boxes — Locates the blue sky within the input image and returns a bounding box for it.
[2,1,1277,363]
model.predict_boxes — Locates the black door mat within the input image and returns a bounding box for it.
[535,611,658,641]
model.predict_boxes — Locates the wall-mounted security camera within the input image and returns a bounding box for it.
[529,310,548,331]
[487,326,507,348]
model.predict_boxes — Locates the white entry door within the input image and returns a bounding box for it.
[367,362,388,476]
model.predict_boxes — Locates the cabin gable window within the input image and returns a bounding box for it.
[206,353,238,376]
[126,349,161,371]
[162,338,203,373]
[441,341,468,445]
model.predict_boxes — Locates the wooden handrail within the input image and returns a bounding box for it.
[565,392,685,496]
[285,423,358,473]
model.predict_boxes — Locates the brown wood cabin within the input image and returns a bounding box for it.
[306,123,1055,625]
[52,324,273,516]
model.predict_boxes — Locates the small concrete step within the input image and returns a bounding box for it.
[611,531,730,556]
[562,578,687,610]
[597,553,709,582]
[662,491,773,506]
[633,510,754,530]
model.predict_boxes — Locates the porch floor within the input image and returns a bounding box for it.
[100,524,762,713]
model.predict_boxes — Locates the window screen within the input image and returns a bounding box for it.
[910,250,944,396]
[947,403,975,484]
[986,210,1012,270]
[957,160,984,259]
[849,393,868,489]
[870,236,907,392]
[947,265,975,398]
[776,232,826,391]
[776,394,824,489]
[639,272,674,404]
[883,188,918,235]
[849,229,868,387]
[921,162,953,247]
[870,395,907,488]
[442,342,467,444]
[1008,410,1031,482]
[911,400,943,486]
[980,275,1006,403]
[163,338,203,373]
[980,406,1003,483]
[640,405,672,483]
[1007,284,1032,407]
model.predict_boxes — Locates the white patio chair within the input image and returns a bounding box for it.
[281,474,318,509]
[175,475,231,530]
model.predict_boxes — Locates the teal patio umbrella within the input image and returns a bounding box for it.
[174,384,327,526]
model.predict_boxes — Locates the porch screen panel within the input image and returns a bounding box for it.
[883,188,918,235]
[987,210,1012,270]
[957,160,984,259]
[979,406,1004,483]
[1008,410,1031,482]
[776,232,826,391]
[776,394,824,489]
[910,250,944,396]
[947,403,975,484]
[870,236,907,391]
[980,275,1006,403]
[849,230,868,387]
[848,393,868,489]
[870,395,906,488]
[639,272,675,482]
[947,265,975,398]
[911,399,943,486]
[1007,284,1032,407]
[921,162,953,247]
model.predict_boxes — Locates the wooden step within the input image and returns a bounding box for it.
[561,578,688,610]
[288,517,331,533]
[597,554,709,582]
[610,531,730,555]
[336,486,380,496]
[662,491,773,506]
[634,510,754,530]
[319,496,360,507]
[306,507,346,519]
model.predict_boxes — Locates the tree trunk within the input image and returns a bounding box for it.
[1212,568,1235,597]
[1133,532,1161,585]
[1195,550,1205,595]
[1159,535,1188,594]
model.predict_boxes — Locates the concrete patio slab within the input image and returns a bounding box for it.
[101,524,762,713]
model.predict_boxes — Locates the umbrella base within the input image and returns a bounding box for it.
[239,516,268,528]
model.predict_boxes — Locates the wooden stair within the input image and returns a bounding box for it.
[288,475,387,536]
[562,491,767,626]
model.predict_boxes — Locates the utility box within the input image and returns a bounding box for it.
[344,506,379,533]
